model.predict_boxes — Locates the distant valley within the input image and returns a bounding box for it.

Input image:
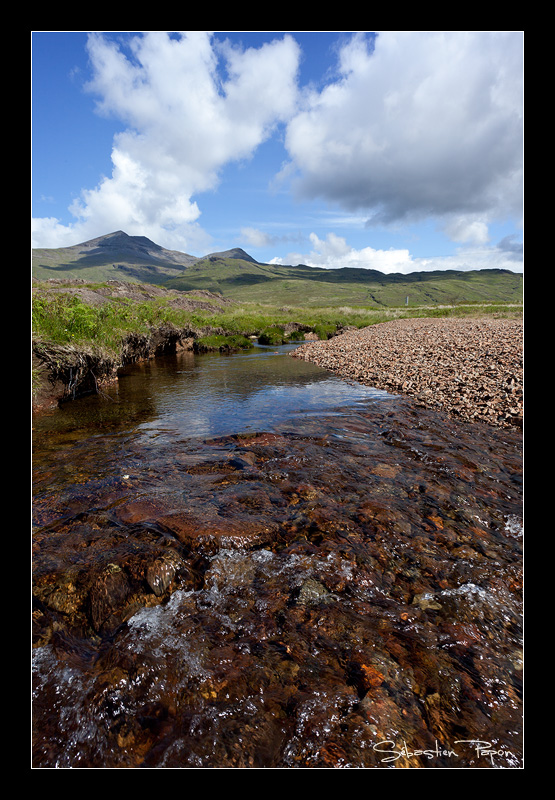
[32,230,523,309]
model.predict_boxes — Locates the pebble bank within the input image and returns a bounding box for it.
[291,317,523,429]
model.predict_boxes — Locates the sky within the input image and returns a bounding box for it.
[31,31,524,274]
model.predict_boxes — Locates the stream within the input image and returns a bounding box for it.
[32,343,523,768]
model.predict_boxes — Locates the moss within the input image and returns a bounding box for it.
[313,323,337,340]
[258,326,286,345]
[194,333,254,353]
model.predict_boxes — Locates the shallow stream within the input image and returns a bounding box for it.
[32,343,523,768]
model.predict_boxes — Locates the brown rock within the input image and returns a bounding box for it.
[156,509,279,554]
[89,564,131,633]
[145,552,187,597]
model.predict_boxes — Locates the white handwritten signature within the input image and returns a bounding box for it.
[373,739,519,766]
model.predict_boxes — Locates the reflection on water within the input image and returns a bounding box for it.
[36,344,391,439]
[132,345,392,442]
[32,345,392,498]
[32,343,523,769]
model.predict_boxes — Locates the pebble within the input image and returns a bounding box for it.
[292,317,523,429]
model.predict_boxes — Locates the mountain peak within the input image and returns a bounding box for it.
[204,247,258,263]
[80,231,161,250]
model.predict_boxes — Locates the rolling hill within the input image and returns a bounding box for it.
[32,230,523,308]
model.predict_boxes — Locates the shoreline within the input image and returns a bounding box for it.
[290,316,523,430]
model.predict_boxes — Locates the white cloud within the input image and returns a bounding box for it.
[283,31,523,243]
[241,227,275,248]
[275,232,416,272]
[32,31,523,263]
[32,31,301,251]
[273,231,523,274]
[441,215,491,246]
[31,216,81,249]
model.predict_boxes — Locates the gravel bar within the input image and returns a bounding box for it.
[291,316,523,429]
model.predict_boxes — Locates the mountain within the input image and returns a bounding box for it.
[202,247,258,263]
[32,230,523,308]
[32,231,267,286]
[164,256,523,308]
[32,230,200,284]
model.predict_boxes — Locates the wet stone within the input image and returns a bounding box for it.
[145,551,189,597]
[296,577,333,607]
[89,564,132,633]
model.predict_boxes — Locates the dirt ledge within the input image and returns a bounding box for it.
[31,281,234,413]
[32,323,213,413]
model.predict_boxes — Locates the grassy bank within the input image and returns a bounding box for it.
[32,289,523,354]
[31,290,520,401]
[32,293,191,356]
[196,300,523,335]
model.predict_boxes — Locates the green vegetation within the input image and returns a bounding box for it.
[32,280,523,406]
[312,323,336,340]
[32,287,523,357]
[164,257,523,308]
[31,230,197,285]
[258,326,287,345]
[32,233,523,310]
[31,234,523,406]
[194,333,254,352]
[32,293,193,356]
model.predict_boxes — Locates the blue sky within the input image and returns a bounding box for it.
[32,31,523,273]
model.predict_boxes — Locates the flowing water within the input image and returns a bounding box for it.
[32,343,523,769]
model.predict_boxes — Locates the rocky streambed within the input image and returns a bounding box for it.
[32,306,524,768]
[291,317,523,430]
[32,335,523,768]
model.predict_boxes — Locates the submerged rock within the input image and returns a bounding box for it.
[296,577,333,606]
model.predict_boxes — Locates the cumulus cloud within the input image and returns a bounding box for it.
[273,231,522,274]
[282,31,523,243]
[441,216,491,246]
[33,31,301,251]
[32,31,523,263]
[274,232,416,272]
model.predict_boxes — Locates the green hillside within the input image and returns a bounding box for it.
[32,230,197,285]
[32,231,523,308]
[165,257,523,308]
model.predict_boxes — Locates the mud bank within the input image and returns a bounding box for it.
[32,325,196,412]
[291,317,523,430]
[31,281,238,412]
[32,322,311,412]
